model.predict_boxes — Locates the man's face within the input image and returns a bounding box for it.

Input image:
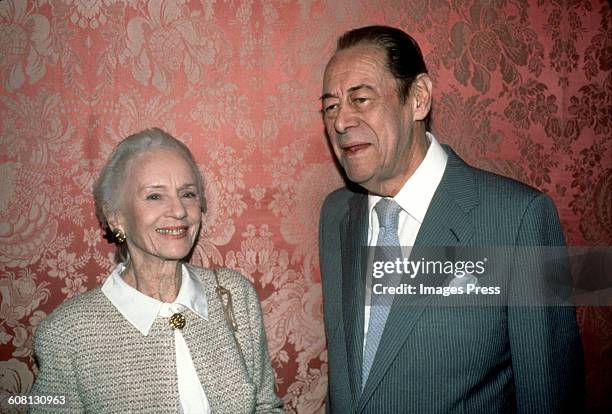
[322,45,419,196]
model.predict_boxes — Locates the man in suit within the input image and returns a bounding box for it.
[319,25,583,413]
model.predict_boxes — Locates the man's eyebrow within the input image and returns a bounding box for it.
[347,84,375,94]
[320,84,375,100]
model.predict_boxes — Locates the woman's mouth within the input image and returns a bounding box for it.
[156,227,188,236]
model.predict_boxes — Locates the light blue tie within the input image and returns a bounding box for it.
[362,198,403,389]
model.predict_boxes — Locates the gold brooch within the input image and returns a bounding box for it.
[169,313,186,330]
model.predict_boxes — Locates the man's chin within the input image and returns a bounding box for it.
[346,174,391,196]
[346,172,377,191]
[345,170,371,185]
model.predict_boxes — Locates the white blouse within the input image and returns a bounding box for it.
[102,263,211,413]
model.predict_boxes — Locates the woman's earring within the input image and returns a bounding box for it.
[113,229,126,243]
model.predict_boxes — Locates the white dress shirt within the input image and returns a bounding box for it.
[101,263,211,414]
[364,132,448,342]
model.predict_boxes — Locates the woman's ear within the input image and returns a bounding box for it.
[105,207,124,233]
[411,73,433,122]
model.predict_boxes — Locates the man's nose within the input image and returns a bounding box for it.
[334,105,359,133]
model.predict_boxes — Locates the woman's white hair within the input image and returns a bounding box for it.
[93,128,205,249]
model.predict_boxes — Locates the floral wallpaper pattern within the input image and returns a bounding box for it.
[0,0,610,412]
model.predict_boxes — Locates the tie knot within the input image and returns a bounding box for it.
[374,198,402,231]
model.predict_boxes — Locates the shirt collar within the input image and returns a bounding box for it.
[101,263,208,336]
[368,132,448,227]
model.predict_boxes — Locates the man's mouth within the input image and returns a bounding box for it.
[342,143,371,155]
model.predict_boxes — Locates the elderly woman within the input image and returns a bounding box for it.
[30,128,282,413]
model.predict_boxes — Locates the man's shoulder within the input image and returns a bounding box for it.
[473,162,536,190]
[442,148,564,241]
[474,165,543,201]
[323,186,355,205]
[321,186,365,217]
[470,166,562,227]
[445,147,547,207]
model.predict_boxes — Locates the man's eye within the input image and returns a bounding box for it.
[146,193,161,200]
[182,191,197,199]
[324,103,338,113]
[354,97,369,104]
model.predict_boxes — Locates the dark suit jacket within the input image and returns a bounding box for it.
[319,146,583,413]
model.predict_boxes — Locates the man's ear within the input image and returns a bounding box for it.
[410,73,433,122]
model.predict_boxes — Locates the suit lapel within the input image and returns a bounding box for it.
[341,191,369,405]
[358,147,479,410]
[412,146,478,247]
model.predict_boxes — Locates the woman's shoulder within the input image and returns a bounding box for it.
[186,264,254,289]
[36,287,109,336]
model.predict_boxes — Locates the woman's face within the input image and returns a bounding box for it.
[110,148,202,265]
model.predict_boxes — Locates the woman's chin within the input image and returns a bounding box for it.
[129,248,192,264]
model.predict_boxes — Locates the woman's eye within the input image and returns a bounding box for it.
[146,193,161,200]
[182,191,197,199]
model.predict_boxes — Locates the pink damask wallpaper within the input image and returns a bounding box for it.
[0,0,610,412]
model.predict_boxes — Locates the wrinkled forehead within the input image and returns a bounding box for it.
[327,44,388,69]
[322,45,394,93]
[123,148,196,185]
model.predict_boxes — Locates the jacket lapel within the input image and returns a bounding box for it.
[341,191,369,405]
[358,146,479,410]
[182,269,255,412]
